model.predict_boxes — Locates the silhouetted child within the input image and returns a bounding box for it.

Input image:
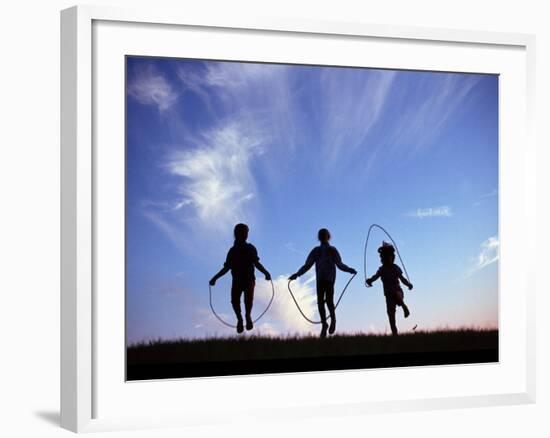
[366,242,413,336]
[210,223,271,334]
[289,228,357,338]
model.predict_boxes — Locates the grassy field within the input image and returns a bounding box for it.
[128,329,498,365]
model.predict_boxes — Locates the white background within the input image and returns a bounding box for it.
[0,0,547,437]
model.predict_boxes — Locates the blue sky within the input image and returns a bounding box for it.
[125,56,499,343]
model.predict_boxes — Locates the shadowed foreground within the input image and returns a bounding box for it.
[127,329,498,381]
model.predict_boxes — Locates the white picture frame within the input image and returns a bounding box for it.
[60,4,536,433]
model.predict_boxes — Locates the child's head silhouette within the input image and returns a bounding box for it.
[318,228,331,243]
[378,241,395,265]
[234,223,249,242]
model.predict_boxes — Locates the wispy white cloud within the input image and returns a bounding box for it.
[319,69,397,167]
[388,74,482,155]
[176,68,213,109]
[142,62,289,254]
[407,206,453,219]
[481,189,498,198]
[313,70,483,177]
[127,65,178,111]
[164,122,262,233]
[177,62,286,116]
[470,236,499,275]
[172,199,193,211]
[177,61,290,110]
[473,189,498,207]
[284,242,300,254]
[141,210,188,252]
[178,61,298,159]
[203,62,286,89]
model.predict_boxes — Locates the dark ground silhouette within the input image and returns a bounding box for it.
[127,329,498,380]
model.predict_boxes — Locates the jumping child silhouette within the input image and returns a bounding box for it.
[289,228,357,338]
[366,242,413,336]
[209,223,271,334]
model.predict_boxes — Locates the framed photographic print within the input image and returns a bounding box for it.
[61,5,536,433]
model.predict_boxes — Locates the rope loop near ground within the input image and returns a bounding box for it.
[208,279,275,328]
[287,273,356,325]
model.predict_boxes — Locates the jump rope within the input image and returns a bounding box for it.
[208,279,275,329]
[208,224,412,327]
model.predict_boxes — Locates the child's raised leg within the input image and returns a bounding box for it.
[402,302,410,318]
[394,289,410,318]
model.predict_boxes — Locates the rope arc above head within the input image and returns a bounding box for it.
[363,223,411,284]
[286,273,356,325]
[208,279,275,329]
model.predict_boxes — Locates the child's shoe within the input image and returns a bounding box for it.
[245,315,253,331]
[403,306,410,318]
[320,323,328,338]
[329,318,336,335]
[236,319,244,334]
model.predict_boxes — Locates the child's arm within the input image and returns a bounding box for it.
[254,260,271,281]
[210,249,232,285]
[251,245,271,280]
[289,249,316,280]
[399,273,413,290]
[209,266,230,286]
[365,270,381,287]
[333,248,357,274]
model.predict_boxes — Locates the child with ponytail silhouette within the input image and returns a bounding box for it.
[366,242,413,336]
